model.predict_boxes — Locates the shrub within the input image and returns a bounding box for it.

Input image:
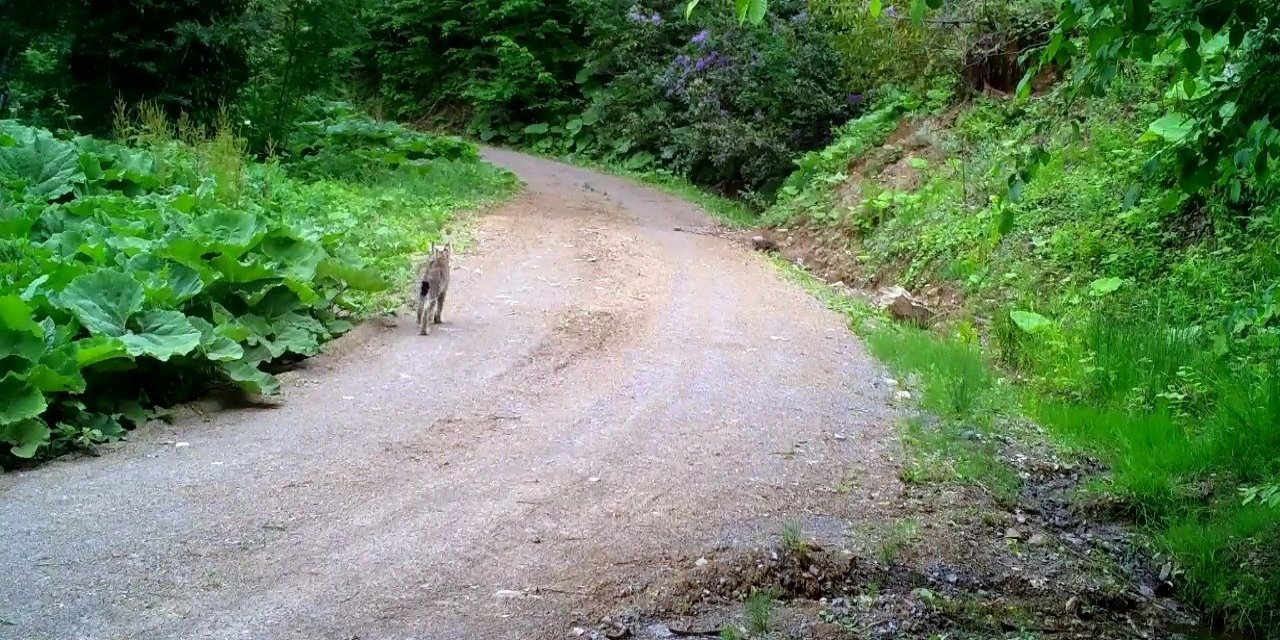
[0,110,512,466]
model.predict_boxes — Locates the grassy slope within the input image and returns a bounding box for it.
[764,72,1280,634]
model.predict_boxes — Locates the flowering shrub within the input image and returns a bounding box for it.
[583,0,861,199]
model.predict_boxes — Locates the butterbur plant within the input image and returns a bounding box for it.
[0,111,502,465]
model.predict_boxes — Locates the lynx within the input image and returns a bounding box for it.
[416,244,451,335]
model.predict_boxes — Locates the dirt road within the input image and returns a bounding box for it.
[0,149,901,640]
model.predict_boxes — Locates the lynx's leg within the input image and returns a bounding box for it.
[433,291,446,324]
[419,298,436,335]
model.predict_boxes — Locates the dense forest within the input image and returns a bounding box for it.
[3,0,1279,636]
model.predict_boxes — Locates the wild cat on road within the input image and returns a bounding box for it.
[417,243,451,335]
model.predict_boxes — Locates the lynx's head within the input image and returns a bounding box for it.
[427,242,451,266]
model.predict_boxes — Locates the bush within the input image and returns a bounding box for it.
[569,0,863,199]
[0,110,512,466]
[3,0,256,133]
[286,102,479,180]
[362,0,597,131]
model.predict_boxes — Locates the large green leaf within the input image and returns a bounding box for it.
[317,258,387,291]
[260,235,327,282]
[120,310,202,361]
[1140,113,1195,144]
[190,210,265,258]
[210,254,279,283]
[272,324,321,357]
[27,346,87,394]
[220,360,281,396]
[0,373,47,425]
[1088,277,1125,296]
[54,270,146,337]
[0,295,47,374]
[189,317,245,362]
[1,419,50,458]
[0,128,84,200]
[75,336,130,367]
[1010,310,1054,334]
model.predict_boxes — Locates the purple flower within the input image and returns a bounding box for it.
[691,30,709,45]
[628,8,661,24]
[883,5,899,18]
[847,93,865,105]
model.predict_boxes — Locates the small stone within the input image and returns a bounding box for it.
[588,476,601,483]
[876,286,935,325]
[1065,596,1080,615]
[1027,533,1048,546]
[645,624,674,638]
[833,433,848,441]
[492,589,525,599]
[946,573,958,584]
[1004,528,1022,540]
[572,627,587,636]
[174,442,191,448]
[694,557,708,568]
[894,390,912,401]
[751,236,778,252]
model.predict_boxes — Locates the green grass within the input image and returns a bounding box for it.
[759,69,1280,635]
[775,260,1025,504]
[285,159,518,314]
[744,588,778,635]
[876,517,920,565]
[781,518,810,555]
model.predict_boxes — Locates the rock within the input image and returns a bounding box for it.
[694,557,708,568]
[1004,528,1022,540]
[492,589,525,599]
[645,624,674,638]
[1065,596,1080,616]
[174,442,191,448]
[751,235,778,252]
[573,627,587,636]
[605,625,632,640]
[876,286,935,325]
[1027,533,1048,546]
[829,596,852,615]
[894,390,912,401]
